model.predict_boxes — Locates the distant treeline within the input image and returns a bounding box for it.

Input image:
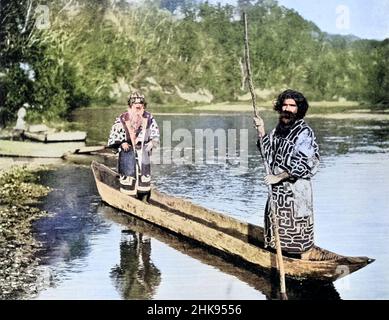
[0,0,388,123]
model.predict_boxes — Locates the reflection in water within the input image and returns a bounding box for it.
[110,231,161,300]
[100,203,340,300]
[33,166,110,283]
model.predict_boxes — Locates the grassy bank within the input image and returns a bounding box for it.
[0,165,51,299]
[76,100,363,114]
[193,100,362,112]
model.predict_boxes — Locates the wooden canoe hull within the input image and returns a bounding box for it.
[23,131,87,142]
[91,161,374,281]
[0,141,107,159]
[0,140,86,158]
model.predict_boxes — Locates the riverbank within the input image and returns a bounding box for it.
[192,100,363,112]
[306,113,389,121]
[49,98,389,128]
[0,165,52,299]
[76,99,365,114]
[156,100,389,121]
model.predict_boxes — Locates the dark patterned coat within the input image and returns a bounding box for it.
[259,119,320,254]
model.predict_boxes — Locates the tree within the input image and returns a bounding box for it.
[366,40,389,106]
[0,0,91,124]
[0,0,40,122]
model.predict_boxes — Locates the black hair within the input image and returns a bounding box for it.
[274,89,309,119]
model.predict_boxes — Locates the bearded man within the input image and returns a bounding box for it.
[254,89,320,255]
[108,92,159,200]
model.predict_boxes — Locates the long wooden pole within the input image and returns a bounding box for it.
[243,11,288,300]
[243,12,259,119]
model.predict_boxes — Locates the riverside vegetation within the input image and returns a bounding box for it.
[1,0,388,126]
[0,166,51,299]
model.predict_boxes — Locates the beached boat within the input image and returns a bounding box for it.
[0,140,86,158]
[91,161,374,281]
[0,140,106,158]
[23,130,87,142]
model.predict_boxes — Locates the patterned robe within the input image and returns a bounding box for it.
[108,111,159,195]
[258,119,320,254]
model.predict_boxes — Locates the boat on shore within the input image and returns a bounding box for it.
[0,124,87,143]
[0,140,105,158]
[0,140,86,158]
[91,161,374,281]
[23,130,87,143]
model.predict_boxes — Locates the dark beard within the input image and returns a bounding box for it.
[275,111,298,138]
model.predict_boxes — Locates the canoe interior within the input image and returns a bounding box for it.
[91,161,374,280]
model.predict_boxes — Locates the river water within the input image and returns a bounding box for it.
[32,107,389,300]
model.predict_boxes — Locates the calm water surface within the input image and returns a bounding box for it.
[33,108,389,300]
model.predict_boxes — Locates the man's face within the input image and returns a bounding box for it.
[280,98,298,124]
[129,103,144,115]
[282,98,298,113]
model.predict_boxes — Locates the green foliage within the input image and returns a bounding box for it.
[0,166,50,206]
[0,165,51,300]
[1,0,387,125]
[364,40,389,106]
[0,0,38,122]
[0,0,92,124]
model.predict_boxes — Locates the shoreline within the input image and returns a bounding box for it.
[76,100,363,111]
[193,100,362,112]
[68,100,389,119]
[306,113,389,121]
[0,165,52,299]
[0,157,64,171]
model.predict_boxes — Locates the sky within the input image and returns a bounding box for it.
[208,0,389,40]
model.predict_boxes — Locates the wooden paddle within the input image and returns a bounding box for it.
[243,11,288,300]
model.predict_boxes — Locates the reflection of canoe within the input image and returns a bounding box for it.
[0,140,86,158]
[91,161,374,281]
[99,203,341,300]
[23,130,87,142]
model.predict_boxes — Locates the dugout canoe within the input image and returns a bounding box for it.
[0,140,86,158]
[23,130,87,142]
[91,161,374,281]
[0,140,107,159]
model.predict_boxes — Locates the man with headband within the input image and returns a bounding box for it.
[254,89,320,256]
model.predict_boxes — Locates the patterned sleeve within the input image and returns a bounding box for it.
[288,129,320,179]
[257,130,274,166]
[107,117,126,148]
